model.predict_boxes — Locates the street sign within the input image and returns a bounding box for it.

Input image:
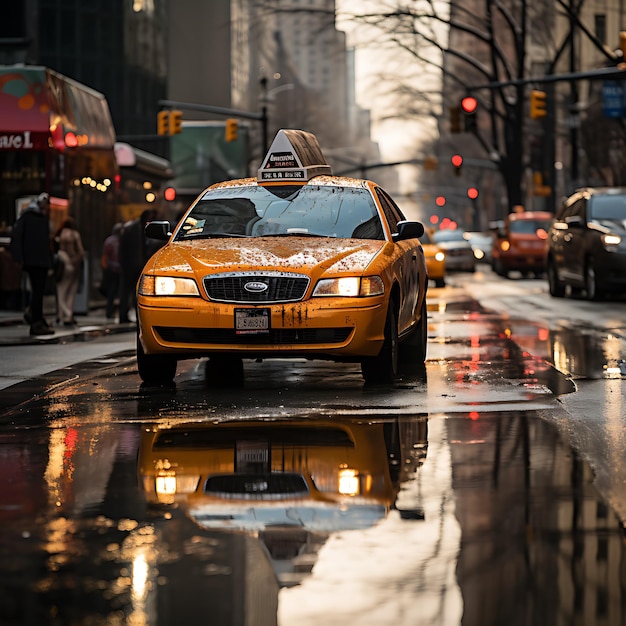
[602,80,625,118]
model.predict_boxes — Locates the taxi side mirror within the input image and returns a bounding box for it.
[145,220,172,240]
[394,220,425,241]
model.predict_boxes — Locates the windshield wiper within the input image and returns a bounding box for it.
[254,231,330,238]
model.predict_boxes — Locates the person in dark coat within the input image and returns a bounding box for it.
[10,193,55,335]
[118,209,159,324]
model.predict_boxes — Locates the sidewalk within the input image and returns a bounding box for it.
[0,306,136,346]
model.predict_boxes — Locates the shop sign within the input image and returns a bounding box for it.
[0,131,34,150]
[602,80,625,118]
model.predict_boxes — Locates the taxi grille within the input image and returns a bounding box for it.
[204,273,309,303]
[204,473,309,498]
[155,327,352,345]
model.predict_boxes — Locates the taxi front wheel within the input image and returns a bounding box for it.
[361,300,398,385]
[136,334,177,384]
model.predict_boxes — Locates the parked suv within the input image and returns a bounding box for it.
[546,187,626,300]
[491,211,551,278]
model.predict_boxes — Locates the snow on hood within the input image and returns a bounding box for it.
[148,237,388,276]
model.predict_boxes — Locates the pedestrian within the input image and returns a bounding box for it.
[100,222,123,319]
[9,192,55,336]
[54,217,85,326]
[118,208,159,324]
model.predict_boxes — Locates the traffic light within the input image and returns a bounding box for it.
[530,90,547,119]
[170,110,183,135]
[460,96,478,115]
[449,105,462,133]
[157,110,169,135]
[451,153,463,176]
[225,118,238,142]
[460,96,478,132]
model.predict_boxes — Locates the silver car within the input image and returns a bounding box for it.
[432,229,476,272]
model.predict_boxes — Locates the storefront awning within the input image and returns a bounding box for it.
[114,142,173,179]
[0,65,116,151]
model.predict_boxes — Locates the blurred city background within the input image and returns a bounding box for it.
[1,0,626,308]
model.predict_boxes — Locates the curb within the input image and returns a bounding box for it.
[0,318,136,347]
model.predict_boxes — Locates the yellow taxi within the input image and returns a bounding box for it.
[137,129,428,385]
[420,229,446,287]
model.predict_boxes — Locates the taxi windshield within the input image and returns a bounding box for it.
[175,185,385,241]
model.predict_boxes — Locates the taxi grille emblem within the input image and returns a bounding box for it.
[244,281,269,293]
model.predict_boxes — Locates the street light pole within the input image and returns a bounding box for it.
[260,81,295,153]
[260,76,268,154]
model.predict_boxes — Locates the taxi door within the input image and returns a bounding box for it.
[375,188,422,330]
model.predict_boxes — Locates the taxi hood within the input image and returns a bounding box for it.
[148,237,389,276]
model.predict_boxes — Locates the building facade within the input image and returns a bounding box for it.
[1,0,168,156]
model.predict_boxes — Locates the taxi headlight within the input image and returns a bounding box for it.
[602,233,621,248]
[154,474,200,496]
[434,251,446,262]
[338,468,360,496]
[313,276,384,297]
[138,275,200,296]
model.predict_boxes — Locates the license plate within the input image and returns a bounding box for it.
[236,440,270,473]
[235,308,270,334]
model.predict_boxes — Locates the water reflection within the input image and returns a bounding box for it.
[447,410,625,626]
[549,327,626,380]
[138,415,428,587]
[0,371,624,623]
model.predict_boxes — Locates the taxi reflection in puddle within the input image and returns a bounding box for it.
[138,417,423,534]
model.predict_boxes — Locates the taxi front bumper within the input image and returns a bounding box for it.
[137,294,388,360]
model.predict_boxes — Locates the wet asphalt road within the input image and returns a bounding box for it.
[0,274,625,626]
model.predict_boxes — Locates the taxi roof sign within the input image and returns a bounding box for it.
[258,129,332,183]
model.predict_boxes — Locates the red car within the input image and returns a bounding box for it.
[491,211,551,278]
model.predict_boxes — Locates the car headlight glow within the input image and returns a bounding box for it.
[602,233,621,247]
[338,468,360,496]
[434,251,446,262]
[138,275,200,296]
[155,473,200,496]
[313,276,384,297]
[473,248,485,260]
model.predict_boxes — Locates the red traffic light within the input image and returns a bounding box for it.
[451,154,463,168]
[467,187,479,200]
[461,96,478,114]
